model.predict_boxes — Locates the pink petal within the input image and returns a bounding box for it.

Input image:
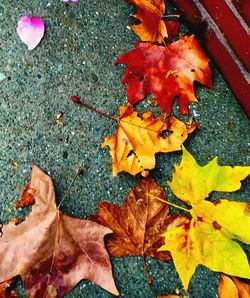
[17,16,45,50]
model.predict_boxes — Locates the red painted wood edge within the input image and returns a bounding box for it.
[232,0,250,26]
[199,0,250,71]
[171,0,250,118]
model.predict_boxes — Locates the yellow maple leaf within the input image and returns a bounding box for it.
[102,106,197,176]
[159,147,250,292]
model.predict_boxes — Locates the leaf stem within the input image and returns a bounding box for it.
[146,192,191,213]
[71,96,117,121]
[141,256,152,285]
[71,95,189,135]
[159,34,167,46]
[58,168,82,209]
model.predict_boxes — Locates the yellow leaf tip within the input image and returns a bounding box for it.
[112,288,120,296]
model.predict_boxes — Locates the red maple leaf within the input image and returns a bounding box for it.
[116,35,213,114]
[164,20,180,43]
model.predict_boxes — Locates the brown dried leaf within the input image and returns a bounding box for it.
[95,177,184,261]
[0,165,118,297]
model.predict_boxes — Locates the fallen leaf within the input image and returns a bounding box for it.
[127,0,168,42]
[231,277,250,298]
[8,218,22,225]
[10,162,18,169]
[0,165,118,297]
[116,35,212,114]
[218,274,250,298]
[0,282,11,298]
[159,147,250,291]
[17,16,45,50]
[9,291,18,298]
[16,181,35,208]
[0,278,18,298]
[168,147,250,205]
[56,112,64,126]
[102,105,197,176]
[94,177,183,261]
[164,20,180,43]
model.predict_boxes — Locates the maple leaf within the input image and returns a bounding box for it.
[94,177,185,261]
[116,35,213,114]
[0,165,118,297]
[164,20,180,44]
[102,105,197,176]
[218,274,250,298]
[158,147,250,292]
[127,0,168,43]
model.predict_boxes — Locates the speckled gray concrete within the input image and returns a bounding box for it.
[0,1,250,297]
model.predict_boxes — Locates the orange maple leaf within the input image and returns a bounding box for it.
[127,0,168,43]
[116,35,213,114]
[218,274,250,298]
[102,105,197,176]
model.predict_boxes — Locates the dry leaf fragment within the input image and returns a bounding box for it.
[164,20,180,43]
[157,296,181,298]
[56,112,64,125]
[0,165,118,297]
[0,279,18,298]
[16,181,35,208]
[9,291,18,298]
[94,177,184,261]
[159,147,250,292]
[102,105,197,176]
[10,162,18,168]
[127,0,168,42]
[116,35,212,114]
[218,274,250,298]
